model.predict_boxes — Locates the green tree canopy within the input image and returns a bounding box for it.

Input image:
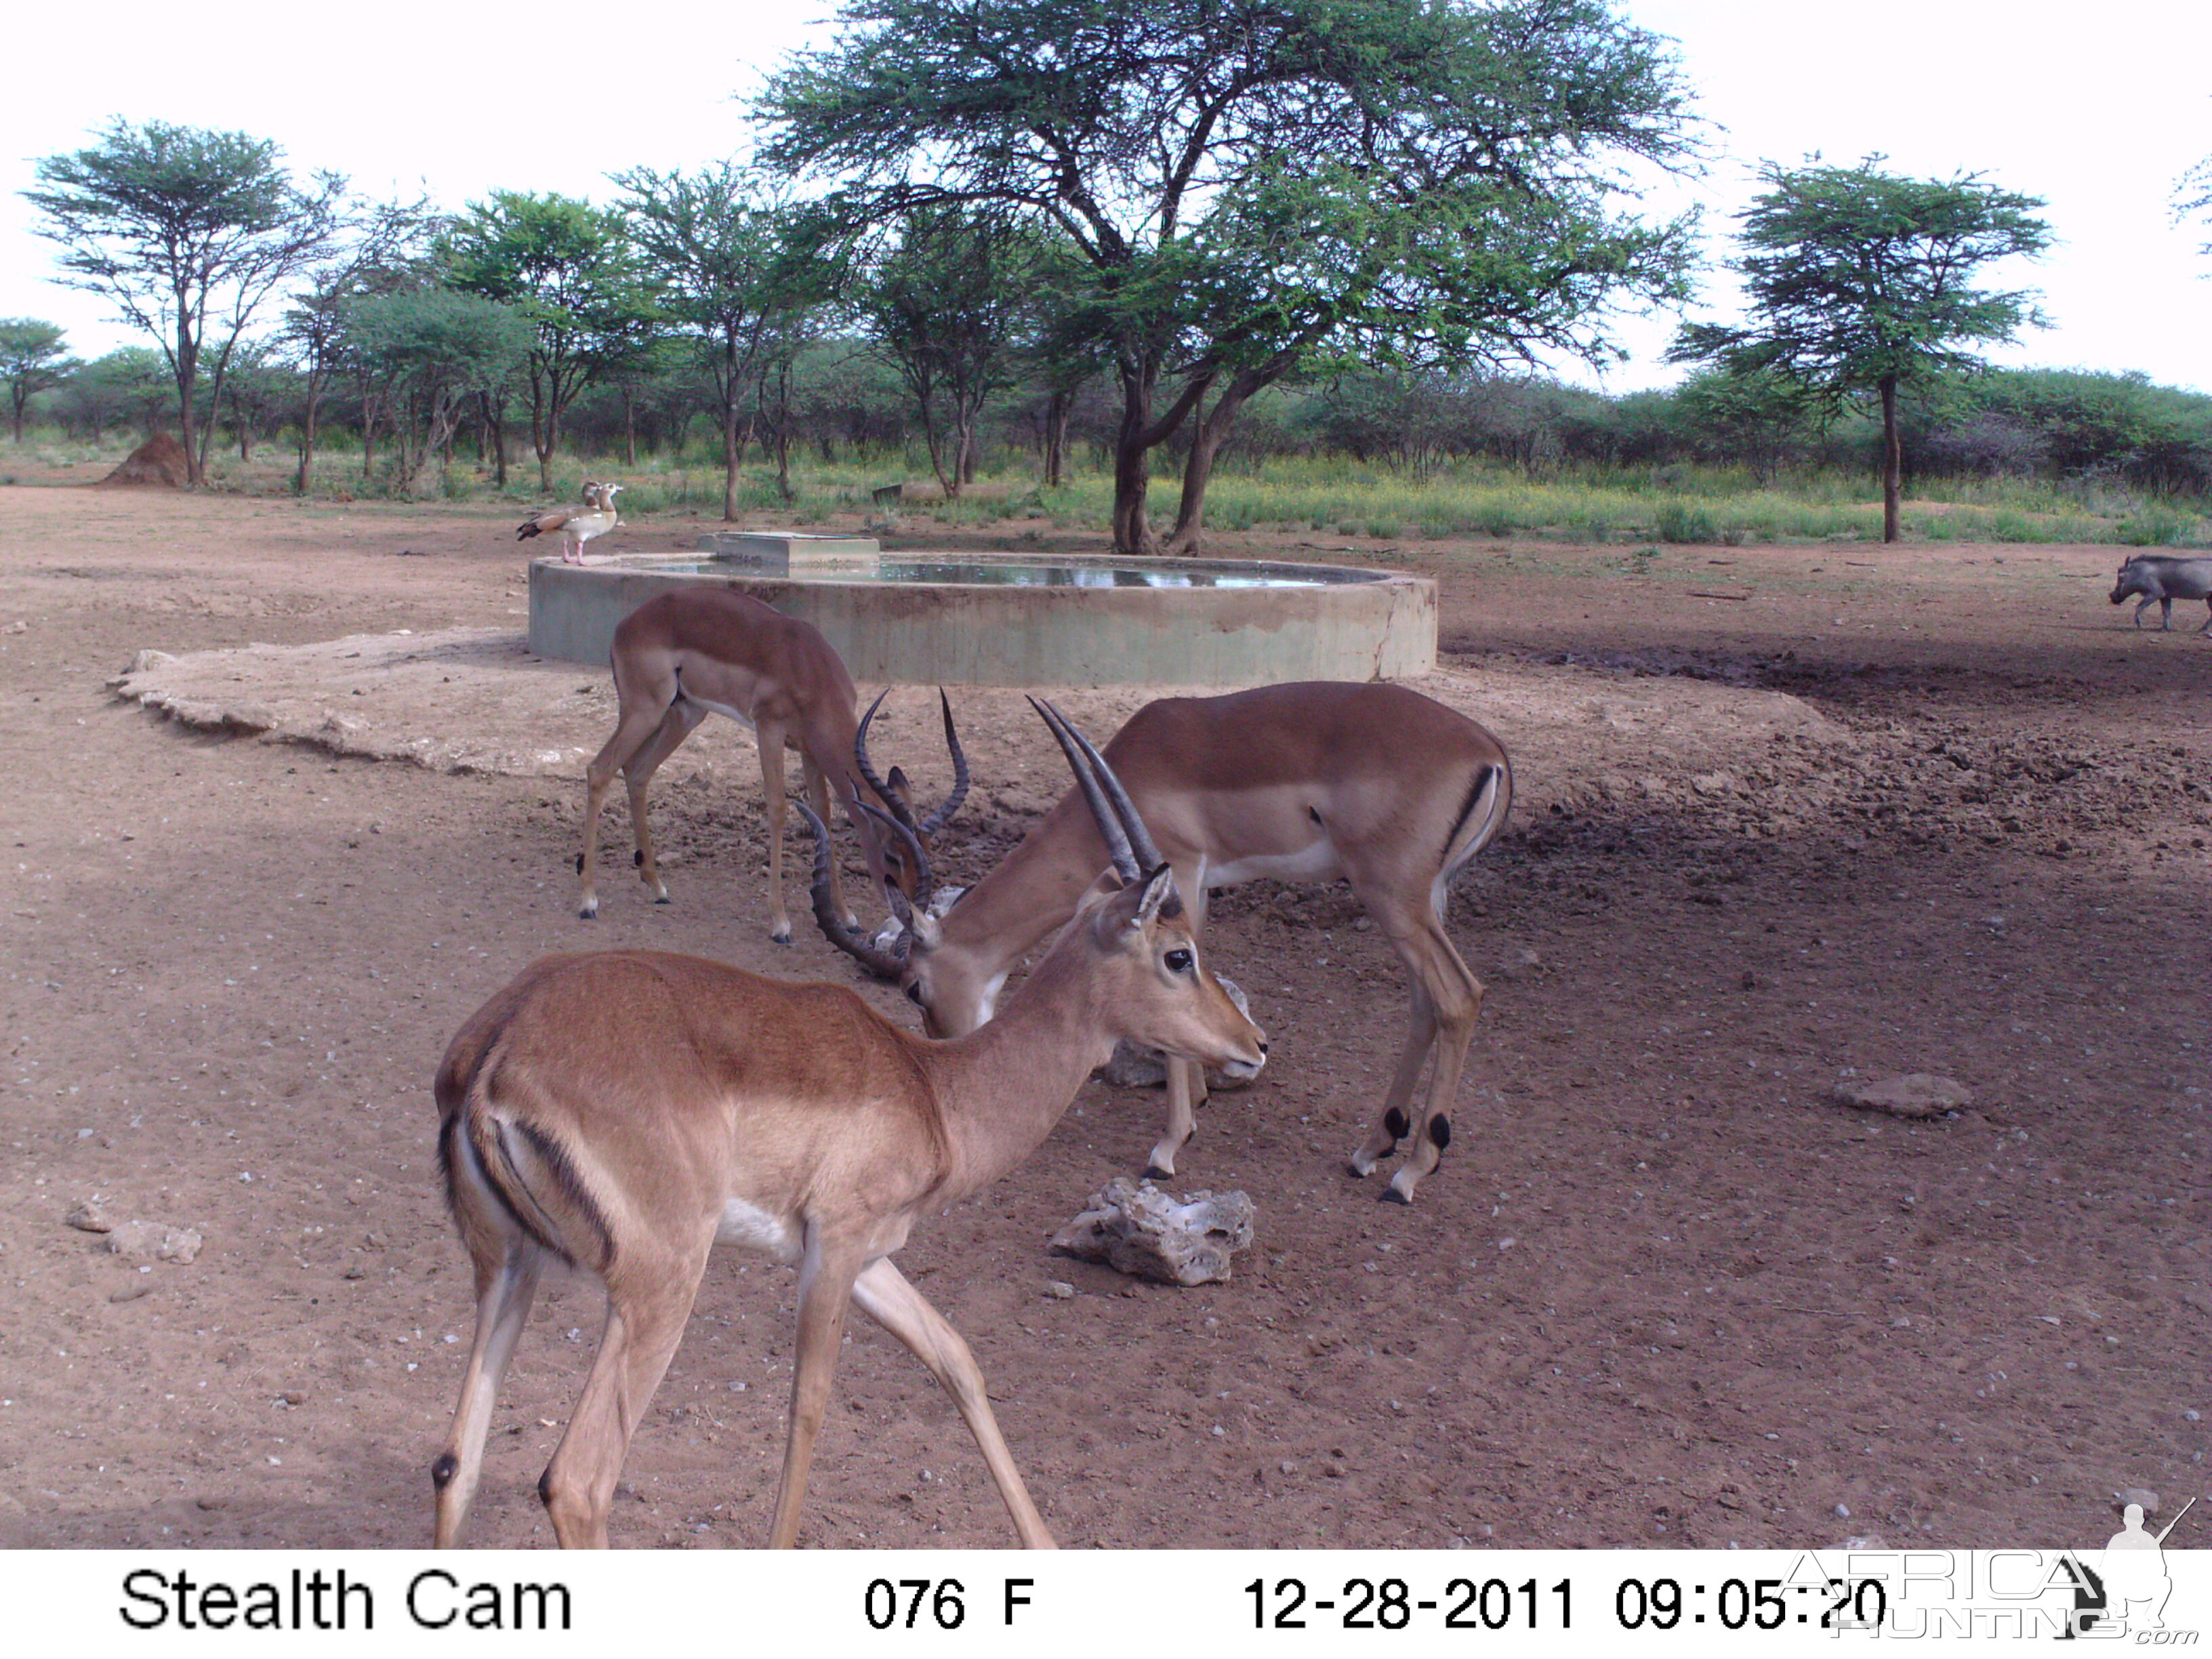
[1668,155,2050,541]
[612,164,819,518]
[760,0,1702,553]
[0,319,81,443]
[443,192,657,492]
[342,289,532,497]
[57,347,167,444]
[860,207,1042,497]
[23,119,348,484]
[282,195,438,491]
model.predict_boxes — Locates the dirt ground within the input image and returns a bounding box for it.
[1,480,2207,1553]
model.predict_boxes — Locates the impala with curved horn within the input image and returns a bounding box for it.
[575,587,966,943]
[432,701,1263,1548]
[814,682,1510,1206]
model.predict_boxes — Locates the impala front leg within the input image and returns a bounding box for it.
[851,1257,1055,1547]
[756,721,796,944]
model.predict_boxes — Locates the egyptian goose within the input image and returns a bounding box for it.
[516,483,622,564]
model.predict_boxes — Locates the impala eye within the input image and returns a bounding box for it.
[904,983,925,1005]
[1164,948,1193,975]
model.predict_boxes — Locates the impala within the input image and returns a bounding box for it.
[575,586,965,942]
[431,701,1265,1548]
[817,681,1511,1205]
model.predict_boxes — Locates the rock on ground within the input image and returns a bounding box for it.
[1048,1176,1256,1286]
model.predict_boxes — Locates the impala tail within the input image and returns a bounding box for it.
[436,1042,614,1277]
[1441,758,1513,883]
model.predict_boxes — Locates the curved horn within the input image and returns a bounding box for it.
[915,688,970,838]
[795,799,909,981]
[1031,697,1165,874]
[853,691,922,834]
[1028,697,1141,883]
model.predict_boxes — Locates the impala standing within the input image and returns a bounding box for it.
[817,681,1510,1205]
[431,702,1264,1548]
[575,586,965,943]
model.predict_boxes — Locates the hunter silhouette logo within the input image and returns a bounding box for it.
[2062,1496,2196,1639]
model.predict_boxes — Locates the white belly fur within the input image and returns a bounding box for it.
[688,695,758,731]
[716,1196,800,1263]
[1203,838,1342,887]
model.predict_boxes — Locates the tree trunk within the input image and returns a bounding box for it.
[1880,374,1902,544]
[296,377,323,494]
[173,322,203,488]
[1110,357,1160,556]
[1164,374,1260,555]
[622,385,637,466]
[1044,389,1069,489]
[529,373,557,494]
[485,392,508,489]
[722,393,741,522]
[924,409,955,499]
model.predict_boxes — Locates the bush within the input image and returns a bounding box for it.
[1655,501,1719,544]
[2117,506,2198,547]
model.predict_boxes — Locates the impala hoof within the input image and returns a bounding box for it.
[770,929,792,946]
[577,902,598,921]
[1378,1186,1412,1206]
[1345,1158,1371,1179]
[653,895,672,906]
[1144,1164,1174,1181]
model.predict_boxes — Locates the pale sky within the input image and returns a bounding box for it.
[2,0,2207,394]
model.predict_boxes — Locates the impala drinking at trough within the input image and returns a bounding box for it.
[575,586,965,942]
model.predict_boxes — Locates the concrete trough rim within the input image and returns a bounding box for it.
[527,550,1436,687]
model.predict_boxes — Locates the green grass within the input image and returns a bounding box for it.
[11,426,2207,546]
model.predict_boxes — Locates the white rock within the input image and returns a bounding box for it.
[1048,1176,1256,1286]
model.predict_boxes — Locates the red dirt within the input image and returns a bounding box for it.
[1,483,2205,1551]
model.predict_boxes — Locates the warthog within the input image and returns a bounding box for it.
[2110,554,2212,634]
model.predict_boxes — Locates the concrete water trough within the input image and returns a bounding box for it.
[527,533,1435,687]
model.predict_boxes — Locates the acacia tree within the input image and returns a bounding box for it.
[861,208,1039,495]
[761,0,1699,554]
[23,120,348,485]
[443,192,656,493]
[57,348,166,443]
[1669,157,2050,543]
[613,164,805,518]
[0,320,81,442]
[1673,364,1820,485]
[2178,153,2212,260]
[342,289,532,497]
[282,197,436,492]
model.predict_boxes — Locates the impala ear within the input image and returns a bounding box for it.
[1136,863,1183,925]
[1081,862,1179,939]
